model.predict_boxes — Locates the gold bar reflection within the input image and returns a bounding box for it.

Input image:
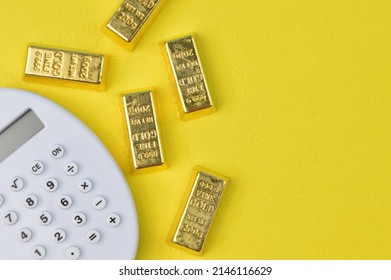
[171,168,228,254]
[164,35,214,119]
[123,91,165,170]
[25,46,104,85]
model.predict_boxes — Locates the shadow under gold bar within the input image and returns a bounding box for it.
[169,167,228,255]
[24,45,107,90]
[122,90,166,172]
[106,0,169,50]
[163,35,215,120]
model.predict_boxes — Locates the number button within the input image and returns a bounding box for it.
[72,212,87,226]
[58,195,73,209]
[38,211,53,226]
[10,177,24,191]
[106,213,120,227]
[19,228,33,243]
[24,194,39,209]
[0,194,4,207]
[64,162,79,176]
[32,245,46,259]
[43,178,59,192]
[66,246,81,260]
[78,179,93,193]
[92,196,107,210]
[86,229,101,244]
[3,210,18,225]
[30,161,45,175]
[50,144,65,159]
[52,229,67,243]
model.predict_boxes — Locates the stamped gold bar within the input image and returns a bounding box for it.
[123,91,165,171]
[106,0,168,50]
[25,46,105,86]
[170,168,228,254]
[164,35,214,120]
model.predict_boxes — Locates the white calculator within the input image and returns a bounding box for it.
[0,88,138,259]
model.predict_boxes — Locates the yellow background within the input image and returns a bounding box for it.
[1,0,391,259]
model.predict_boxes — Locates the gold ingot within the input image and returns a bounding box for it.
[163,35,215,120]
[24,45,106,90]
[122,90,166,172]
[106,0,168,50]
[169,167,228,255]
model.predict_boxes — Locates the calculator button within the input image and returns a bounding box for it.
[10,177,24,191]
[64,162,79,176]
[65,246,81,260]
[19,228,33,242]
[3,210,18,225]
[52,229,67,243]
[24,194,39,209]
[58,195,73,209]
[50,145,65,159]
[38,211,53,226]
[32,245,46,259]
[92,196,107,210]
[106,213,120,227]
[78,179,93,193]
[30,161,45,175]
[0,194,4,207]
[43,178,59,192]
[72,212,86,226]
[86,229,101,244]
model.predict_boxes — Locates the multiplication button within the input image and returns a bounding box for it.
[30,161,45,175]
[106,213,120,227]
[64,162,79,176]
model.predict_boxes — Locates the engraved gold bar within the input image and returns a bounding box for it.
[170,168,228,254]
[106,0,168,50]
[122,91,165,171]
[164,35,214,120]
[25,46,105,86]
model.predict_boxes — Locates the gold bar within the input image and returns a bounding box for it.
[25,46,105,85]
[106,0,168,50]
[123,91,165,171]
[164,35,214,120]
[170,168,228,254]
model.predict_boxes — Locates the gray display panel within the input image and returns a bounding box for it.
[0,109,44,163]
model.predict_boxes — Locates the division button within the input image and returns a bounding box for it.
[32,245,46,259]
[92,196,107,210]
[106,213,120,227]
[30,161,45,175]
[86,229,101,244]
[24,194,39,209]
[50,144,65,159]
[64,162,79,176]
[10,177,24,191]
[52,229,67,243]
[65,246,81,260]
[78,179,93,193]
[43,178,59,192]
[3,210,18,225]
[19,228,33,243]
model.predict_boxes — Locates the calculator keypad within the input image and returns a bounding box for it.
[1,144,126,259]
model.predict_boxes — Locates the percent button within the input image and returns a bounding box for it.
[64,162,79,176]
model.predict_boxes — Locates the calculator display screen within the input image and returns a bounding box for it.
[0,109,44,163]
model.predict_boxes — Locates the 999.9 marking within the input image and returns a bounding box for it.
[211,267,272,276]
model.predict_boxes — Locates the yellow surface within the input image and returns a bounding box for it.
[1,0,391,259]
